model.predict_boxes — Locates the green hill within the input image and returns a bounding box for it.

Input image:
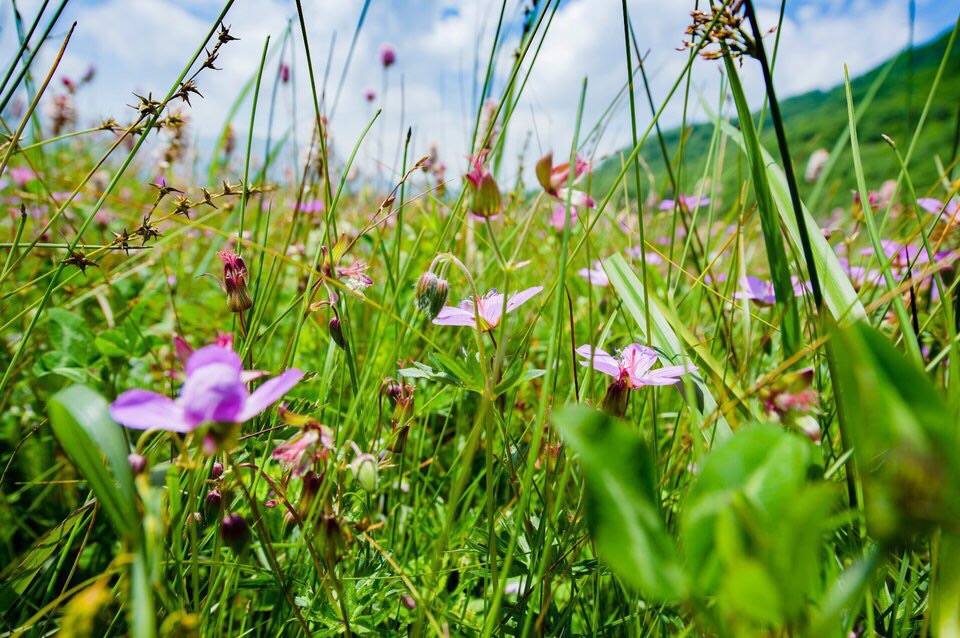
[592,30,960,213]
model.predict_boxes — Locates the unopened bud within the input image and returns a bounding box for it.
[211,462,224,479]
[415,272,449,319]
[220,513,251,553]
[329,316,345,349]
[350,453,379,493]
[204,489,223,520]
[600,378,630,418]
[217,250,253,312]
[469,172,502,219]
[128,453,147,475]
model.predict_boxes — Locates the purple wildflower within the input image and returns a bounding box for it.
[658,195,709,211]
[576,344,696,388]
[110,345,303,433]
[433,286,543,332]
[380,44,397,68]
[918,197,959,224]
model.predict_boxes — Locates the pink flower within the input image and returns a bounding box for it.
[464,151,501,219]
[8,167,35,187]
[110,346,303,433]
[625,245,663,265]
[576,343,696,388]
[364,89,376,103]
[549,204,578,230]
[658,195,709,211]
[433,286,543,332]
[380,44,397,68]
[578,261,608,287]
[279,62,290,83]
[861,240,954,269]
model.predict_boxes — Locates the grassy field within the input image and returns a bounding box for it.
[1,1,960,636]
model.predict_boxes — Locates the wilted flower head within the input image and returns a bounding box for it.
[217,250,253,312]
[433,286,543,332]
[110,345,303,437]
[576,344,696,389]
[380,44,397,68]
[337,260,374,291]
[535,152,594,208]
[272,413,334,478]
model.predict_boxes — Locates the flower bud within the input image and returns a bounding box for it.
[415,272,449,319]
[204,489,222,521]
[217,250,253,313]
[329,316,345,349]
[127,453,147,475]
[211,462,224,480]
[469,173,502,219]
[220,513,251,553]
[350,453,379,493]
[600,378,630,418]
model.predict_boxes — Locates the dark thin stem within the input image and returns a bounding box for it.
[743,0,823,311]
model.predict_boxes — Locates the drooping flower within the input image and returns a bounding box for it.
[380,44,397,68]
[433,286,543,332]
[217,250,253,312]
[110,345,303,435]
[578,261,609,287]
[535,152,594,208]
[464,151,501,219]
[658,195,709,211]
[415,271,450,319]
[576,344,696,389]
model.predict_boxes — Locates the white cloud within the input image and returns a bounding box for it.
[0,0,949,187]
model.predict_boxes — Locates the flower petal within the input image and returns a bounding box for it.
[621,344,658,380]
[506,286,543,312]
[575,345,622,379]
[110,389,191,432]
[432,306,478,327]
[185,344,243,377]
[240,369,304,422]
[180,363,247,426]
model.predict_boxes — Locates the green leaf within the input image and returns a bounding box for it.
[829,320,960,541]
[682,425,817,597]
[554,405,686,601]
[46,308,99,365]
[48,385,137,537]
[603,253,735,441]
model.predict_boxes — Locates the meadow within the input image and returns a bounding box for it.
[1,0,959,636]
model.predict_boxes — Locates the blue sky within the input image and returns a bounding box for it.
[1,0,956,182]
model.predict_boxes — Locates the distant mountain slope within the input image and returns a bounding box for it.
[591,31,960,212]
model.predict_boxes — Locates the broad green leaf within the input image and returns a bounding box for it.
[682,425,817,596]
[48,384,137,537]
[604,253,734,441]
[554,405,686,601]
[829,320,960,541]
[46,308,99,365]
